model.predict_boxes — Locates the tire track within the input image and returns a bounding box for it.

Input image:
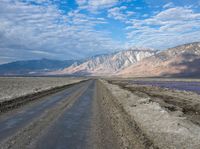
[0,81,91,149]
[0,81,88,142]
[31,81,95,149]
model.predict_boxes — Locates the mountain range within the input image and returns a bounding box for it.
[119,42,200,77]
[1,42,200,77]
[49,48,157,76]
[0,59,80,75]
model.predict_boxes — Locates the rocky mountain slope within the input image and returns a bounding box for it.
[52,49,157,76]
[118,42,200,77]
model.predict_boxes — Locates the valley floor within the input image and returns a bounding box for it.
[0,78,200,148]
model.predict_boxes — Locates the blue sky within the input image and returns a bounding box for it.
[0,0,200,64]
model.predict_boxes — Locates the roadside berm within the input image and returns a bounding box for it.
[96,79,200,149]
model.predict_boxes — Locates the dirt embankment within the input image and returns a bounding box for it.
[110,81,200,126]
[97,80,200,149]
[94,80,155,149]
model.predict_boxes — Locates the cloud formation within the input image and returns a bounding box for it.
[0,0,200,63]
[0,0,121,63]
[126,6,200,49]
[77,0,118,10]
[107,6,134,21]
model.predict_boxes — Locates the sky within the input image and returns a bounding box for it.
[0,0,200,64]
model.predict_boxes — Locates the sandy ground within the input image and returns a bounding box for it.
[0,77,84,102]
[105,79,200,148]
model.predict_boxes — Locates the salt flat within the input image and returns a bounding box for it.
[0,77,83,102]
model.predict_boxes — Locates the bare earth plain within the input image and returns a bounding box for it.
[0,77,200,149]
[0,77,84,102]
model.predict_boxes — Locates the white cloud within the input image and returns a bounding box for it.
[107,6,135,21]
[156,7,200,21]
[142,14,148,17]
[163,2,174,9]
[126,7,200,49]
[76,0,119,11]
[89,0,118,7]
[0,0,121,63]
[1,0,199,64]
[76,0,87,6]
[108,6,127,21]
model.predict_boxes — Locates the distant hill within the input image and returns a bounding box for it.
[49,48,157,76]
[0,59,79,75]
[118,42,200,77]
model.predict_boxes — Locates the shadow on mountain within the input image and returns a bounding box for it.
[162,53,200,78]
[0,59,80,75]
[71,70,92,76]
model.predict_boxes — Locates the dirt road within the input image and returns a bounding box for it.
[1,79,200,149]
[0,80,122,149]
[0,80,96,149]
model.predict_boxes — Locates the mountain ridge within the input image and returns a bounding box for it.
[1,42,200,77]
[118,42,200,77]
[0,59,80,75]
[49,48,158,76]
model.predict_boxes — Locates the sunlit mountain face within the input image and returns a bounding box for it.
[48,48,158,76]
[0,0,200,65]
[118,42,200,77]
